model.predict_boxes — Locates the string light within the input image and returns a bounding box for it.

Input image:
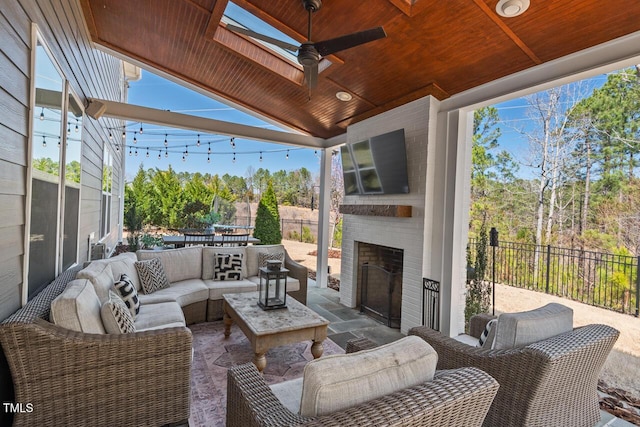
[133,131,137,144]
[39,108,44,121]
[207,155,210,163]
[230,137,235,149]
[67,123,71,135]
[139,124,143,134]
[42,135,46,147]
[58,136,61,147]
[182,153,186,162]
[164,134,168,146]
[165,148,168,158]
[146,148,149,158]
[233,152,236,163]
[185,145,188,157]
[134,148,138,156]
[157,151,161,160]
[129,148,132,156]
[196,134,200,147]
[115,144,119,153]
[122,129,126,139]
[109,132,113,140]
[75,119,79,133]
[286,149,289,160]
[207,142,211,155]
[259,151,263,162]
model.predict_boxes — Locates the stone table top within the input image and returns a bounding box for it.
[223,292,329,336]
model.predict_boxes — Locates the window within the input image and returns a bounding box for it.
[101,146,113,238]
[27,33,83,299]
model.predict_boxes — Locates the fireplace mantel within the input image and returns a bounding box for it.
[339,204,412,218]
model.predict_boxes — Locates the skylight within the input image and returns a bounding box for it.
[222,2,300,65]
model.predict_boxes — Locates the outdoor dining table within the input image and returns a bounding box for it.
[162,234,260,247]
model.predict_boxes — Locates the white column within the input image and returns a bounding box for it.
[315,148,332,289]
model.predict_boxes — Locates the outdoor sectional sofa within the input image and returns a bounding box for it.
[0,244,307,427]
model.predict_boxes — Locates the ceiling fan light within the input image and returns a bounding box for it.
[496,0,529,17]
[336,91,352,101]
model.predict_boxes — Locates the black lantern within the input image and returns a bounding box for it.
[258,266,289,310]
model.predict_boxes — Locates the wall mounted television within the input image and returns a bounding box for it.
[340,128,409,195]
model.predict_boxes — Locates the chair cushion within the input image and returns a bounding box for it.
[137,247,202,283]
[102,252,141,291]
[51,279,106,334]
[202,247,247,279]
[245,244,285,277]
[135,258,171,294]
[299,335,437,417]
[493,303,573,349]
[214,253,243,281]
[75,260,115,303]
[114,273,140,319]
[247,275,300,293]
[137,278,209,307]
[258,252,284,269]
[101,291,136,334]
[204,279,257,300]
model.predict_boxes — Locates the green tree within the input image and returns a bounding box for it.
[253,181,281,245]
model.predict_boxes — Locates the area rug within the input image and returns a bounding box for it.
[188,321,345,427]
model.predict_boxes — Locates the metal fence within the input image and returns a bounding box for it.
[234,216,338,247]
[468,238,640,316]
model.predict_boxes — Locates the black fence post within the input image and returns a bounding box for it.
[636,256,639,317]
[545,244,551,294]
[300,220,303,242]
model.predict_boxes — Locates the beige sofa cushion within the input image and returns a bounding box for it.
[205,279,257,300]
[134,301,186,331]
[494,303,573,349]
[101,291,136,334]
[247,275,300,293]
[137,247,202,283]
[202,247,247,279]
[299,335,437,417]
[51,279,106,334]
[245,245,285,278]
[137,278,209,307]
[76,259,115,303]
[102,252,141,291]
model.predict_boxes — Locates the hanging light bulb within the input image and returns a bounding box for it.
[133,131,137,144]
[314,150,318,157]
[42,135,46,147]
[39,108,44,121]
[286,149,289,160]
[164,134,168,146]
[67,123,71,135]
[185,145,188,157]
[207,155,210,163]
[139,123,143,134]
[232,152,236,163]
[134,148,138,156]
[109,131,113,140]
[129,148,132,156]
[230,137,235,149]
[182,153,186,162]
[122,129,126,139]
[58,136,61,147]
[196,134,200,147]
[158,151,161,160]
[146,148,149,157]
[259,151,263,162]
[115,144,119,153]
[75,119,79,133]
[207,142,211,155]
[165,148,168,158]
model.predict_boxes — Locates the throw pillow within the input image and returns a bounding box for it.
[214,253,243,281]
[258,251,285,269]
[478,318,497,348]
[135,258,170,294]
[114,273,140,319]
[101,291,136,334]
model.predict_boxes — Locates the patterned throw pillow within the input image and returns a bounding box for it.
[101,291,136,334]
[135,258,170,294]
[214,253,243,281]
[258,251,285,269]
[114,273,140,318]
[478,318,497,348]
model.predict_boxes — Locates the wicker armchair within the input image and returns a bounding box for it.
[409,319,619,427]
[226,341,499,427]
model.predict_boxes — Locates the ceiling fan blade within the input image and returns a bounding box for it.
[225,24,300,52]
[303,62,319,90]
[313,27,386,57]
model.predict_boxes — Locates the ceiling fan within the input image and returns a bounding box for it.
[225,0,387,93]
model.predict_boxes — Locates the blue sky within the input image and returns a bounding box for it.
[123,70,321,181]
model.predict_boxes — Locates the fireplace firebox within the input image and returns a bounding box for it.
[357,242,403,328]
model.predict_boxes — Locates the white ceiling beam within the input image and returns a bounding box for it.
[87,98,327,148]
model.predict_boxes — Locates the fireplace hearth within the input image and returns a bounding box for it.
[357,242,403,328]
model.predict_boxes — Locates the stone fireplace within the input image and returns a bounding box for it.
[357,242,403,328]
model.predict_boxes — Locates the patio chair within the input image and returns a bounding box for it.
[183,232,215,246]
[409,305,619,427]
[227,336,499,427]
[220,232,250,246]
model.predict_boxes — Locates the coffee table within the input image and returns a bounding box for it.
[222,292,330,372]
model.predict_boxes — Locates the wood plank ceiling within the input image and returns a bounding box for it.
[80,0,640,138]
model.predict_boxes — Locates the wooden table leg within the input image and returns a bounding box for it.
[254,352,267,373]
[223,311,233,338]
[311,340,324,359]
